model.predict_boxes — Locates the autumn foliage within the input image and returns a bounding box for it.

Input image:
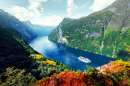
[33,71,114,86]
[31,54,56,65]
[32,60,130,86]
[1,60,130,86]
[103,59,130,73]
[0,67,36,86]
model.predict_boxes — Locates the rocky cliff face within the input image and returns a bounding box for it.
[85,31,100,38]
[106,0,130,31]
[49,0,130,61]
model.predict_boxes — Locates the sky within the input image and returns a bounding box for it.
[0,0,116,26]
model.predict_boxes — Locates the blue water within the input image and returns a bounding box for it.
[29,36,116,71]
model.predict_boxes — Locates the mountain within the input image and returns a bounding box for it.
[49,0,130,61]
[0,9,39,41]
[23,20,55,36]
[0,9,54,41]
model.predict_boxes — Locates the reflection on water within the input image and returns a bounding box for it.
[29,36,117,71]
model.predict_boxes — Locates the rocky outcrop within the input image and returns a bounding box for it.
[85,31,100,38]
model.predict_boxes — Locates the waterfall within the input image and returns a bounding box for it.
[100,41,104,55]
[59,28,62,43]
[58,27,68,44]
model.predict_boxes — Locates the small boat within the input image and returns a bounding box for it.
[78,56,91,63]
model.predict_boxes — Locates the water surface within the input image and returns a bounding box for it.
[29,36,116,71]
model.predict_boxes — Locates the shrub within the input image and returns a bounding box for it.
[0,67,36,86]
[38,57,47,61]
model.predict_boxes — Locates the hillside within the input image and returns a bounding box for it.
[0,25,74,85]
[0,25,37,73]
[49,0,130,61]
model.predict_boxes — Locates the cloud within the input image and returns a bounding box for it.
[51,0,63,2]
[7,6,35,21]
[8,6,62,26]
[31,15,63,26]
[67,0,78,17]
[28,0,48,16]
[8,0,48,21]
[7,0,63,26]
[89,0,116,12]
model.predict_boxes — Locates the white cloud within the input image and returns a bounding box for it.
[7,6,36,21]
[67,0,78,17]
[8,0,48,21]
[32,15,63,26]
[7,0,63,26]
[89,0,116,12]
[28,0,48,17]
[8,6,62,26]
[51,0,63,2]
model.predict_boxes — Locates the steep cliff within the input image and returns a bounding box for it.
[49,0,130,61]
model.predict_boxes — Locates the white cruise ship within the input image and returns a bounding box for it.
[78,56,91,63]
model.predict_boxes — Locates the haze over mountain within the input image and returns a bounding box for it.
[0,9,54,41]
[23,20,55,36]
[49,0,130,61]
[0,9,37,41]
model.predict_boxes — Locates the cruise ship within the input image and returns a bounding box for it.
[78,56,91,63]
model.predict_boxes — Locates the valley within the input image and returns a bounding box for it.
[0,0,130,85]
[29,36,116,71]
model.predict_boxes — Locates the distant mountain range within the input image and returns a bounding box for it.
[23,20,55,37]
[0,9,55,41]
[49,0,130,61]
